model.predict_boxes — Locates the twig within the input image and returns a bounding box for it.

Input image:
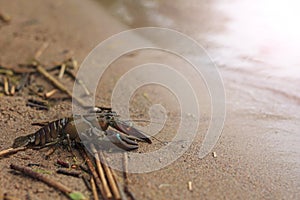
[123,153,136,200]
[110,167,124,200]
[36,65,87,107]
[45,89,58,98]
[0,12,11,23]
[0,68,14,76]
[10,164,71,194]
[26,99,49,111]
[65,70,91,96]
[90,177,99,200]
[16,73,30,92]
[57,159,70,168]
[188,181,192,191]
[79,164,89,173]
[116,180,128,200]
[34,42,49,60]
[124,187,136,200]
[28,98,48,106]
[81,174,91,191]
[10,85,15,95]
[99,151,121,200]
[58,63,66,79]
[90,144,112,199]
[3,77,9,95]
[26,102,48,110]
[0,147,26,158]
[57,169,82,178]
[10,164,86,200]
[79,147,106,199]
[123,153,129,184]
[3,193,20,200]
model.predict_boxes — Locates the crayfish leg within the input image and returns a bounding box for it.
[66,133,77,159]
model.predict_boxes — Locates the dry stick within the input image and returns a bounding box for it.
[57,169,82,178]
[3,193,21,200]
[45,89,58,98]
[58,63,66,79]
[16,73,30,91]
[3,77,9,95]
[115,180,128,200]
[110,167,125,200]
[188,181,193,191]
[0,12,11,23]
[123,152,129,188]
[90,144,112,199]
[79,147,106,199]
[82,174,91,191]
[0,147,26,158]
[36,65,87,107]
[123,153,135,200]
[34,42,49,60]
[26,101,49,111]
[0,188,3,199]
[90,177,99,200]
[10,85,15,95]
[10,164,72,195]
[65,70,91,96]
[99,151,121,200]
[57,159,70,168]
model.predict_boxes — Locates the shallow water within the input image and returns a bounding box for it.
[95,0,300,133]
[98,0,300,102]
[212,0,300,79]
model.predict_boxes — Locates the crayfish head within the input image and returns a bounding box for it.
[97,117,109,131]
[12,135,31,148]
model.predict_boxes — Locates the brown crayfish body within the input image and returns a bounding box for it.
[12,108,151,151]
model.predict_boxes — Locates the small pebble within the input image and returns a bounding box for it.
[188,181,192,191]
[212,152,217,158]
[35,188,44,193]
[158,184,171,189]
[14,183,20,189]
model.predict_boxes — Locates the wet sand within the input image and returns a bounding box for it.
[0,0,299,199]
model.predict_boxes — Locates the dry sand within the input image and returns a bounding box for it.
[0,0,299,199]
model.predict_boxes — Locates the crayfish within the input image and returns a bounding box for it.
[12,107,152,151]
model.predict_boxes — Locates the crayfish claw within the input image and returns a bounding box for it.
[118,134,139,146]
[106,130,139,151]
[112,120,152,144]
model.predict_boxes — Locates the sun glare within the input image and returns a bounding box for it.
[215,0,300,76]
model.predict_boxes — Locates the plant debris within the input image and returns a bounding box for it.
[10,164,86,200]
[57,169,82,178]
[212,152,217,158]
[26,98,49,110]
[57,159,70,168]
[188,181,193,191]
[0,12,11,23]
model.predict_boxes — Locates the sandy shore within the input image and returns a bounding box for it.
[0,0,299,199]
